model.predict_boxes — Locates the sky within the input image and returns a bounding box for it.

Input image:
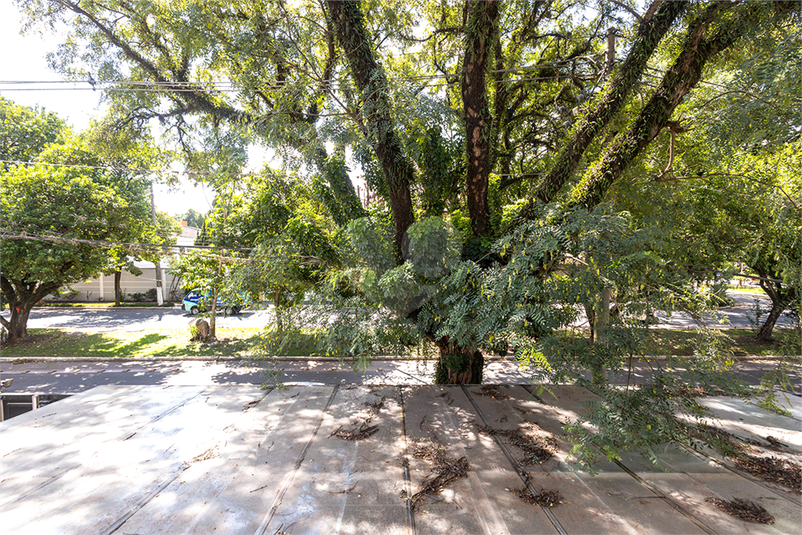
[0,2,219,217]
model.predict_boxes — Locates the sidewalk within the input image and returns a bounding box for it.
[0,383,799,534]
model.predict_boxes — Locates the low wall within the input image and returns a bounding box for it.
[46,269,185,302]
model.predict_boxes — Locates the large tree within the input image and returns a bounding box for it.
[0,99,168,341]
[85,116,179,305]
[18,0,799,464]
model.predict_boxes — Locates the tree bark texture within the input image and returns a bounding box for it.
[569,1,760,210]
[327,0,415,260]
[754,266,794,341]
[535,0,685,203]
[433,343,484,385]
[756,302,784,342]
[462,0,500,238]
[0,276,59,343]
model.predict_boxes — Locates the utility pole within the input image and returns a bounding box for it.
[150,183,164,306]
[605,27,616,75]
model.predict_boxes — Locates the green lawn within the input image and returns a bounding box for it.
[727,287,768,295]
[2,327,798,361]
[1,328,265,359]
[645,328,800,357]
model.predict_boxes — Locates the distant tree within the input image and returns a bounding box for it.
[0,96,63,165]
[613,21,801,341]
[0,144,135,339]
[0,100,172,339]
[201,168,339,334]
[168,250,225,340]
[84,116,178,305]
[178,208,207,229]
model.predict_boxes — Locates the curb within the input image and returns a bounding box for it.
[26,308,181,312]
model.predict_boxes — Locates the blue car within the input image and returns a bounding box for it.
[182,289,242,315]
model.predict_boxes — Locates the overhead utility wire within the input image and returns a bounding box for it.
[1,158,169,175]
[0,231,253,252]
[0,57,599,88]
[0,73,591,93]
[0,59,602,93]
[0,159,235,181]
[1,158,590,182]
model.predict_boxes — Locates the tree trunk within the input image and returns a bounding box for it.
[755,272,787,342]
[274,288,283,333]
[327,0,415,260]
[756,304,783,342]
[591,286,613,384]
[209,287,218,339]
[432,338,484,384]
[462,0,501,238]
[114,270,122,306]
[1,302,33,342]
[1,276,59,344]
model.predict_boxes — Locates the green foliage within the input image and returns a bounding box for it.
[407,217,461,279]
[177,208,207,229]
[342,217,397,277]
[0,102,162,339]
[0,96,65,165]
[415,125,463,217]
[313,154,366,226]
[19,0,800,469]
[0,97,66,164]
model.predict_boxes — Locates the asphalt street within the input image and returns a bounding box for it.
[15,305,273,331]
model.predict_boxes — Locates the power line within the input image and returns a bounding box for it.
[0,58,599,90]
[0,231,253,253]
[0,63,601,95]
[2,158,589,183]
[1,158,167,175]
[0,159,238,181]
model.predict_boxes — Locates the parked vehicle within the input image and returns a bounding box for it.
[182,289,242,315]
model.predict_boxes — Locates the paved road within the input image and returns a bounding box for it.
[2,357,799,396]
[10,290,795,332]
[15,305,274,331]
[657,290,796,330]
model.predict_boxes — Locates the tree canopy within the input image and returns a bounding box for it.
[0,98,175,340]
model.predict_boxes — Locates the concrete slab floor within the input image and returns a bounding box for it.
[0,384,799,534]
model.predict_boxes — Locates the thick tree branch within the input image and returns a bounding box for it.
[327,0,415,260]
[56,0,247,125]
[462,0,501,237]
[534,0,685,203]
[569,2,764,209]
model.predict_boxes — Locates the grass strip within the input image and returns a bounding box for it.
[1,328,278,359]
